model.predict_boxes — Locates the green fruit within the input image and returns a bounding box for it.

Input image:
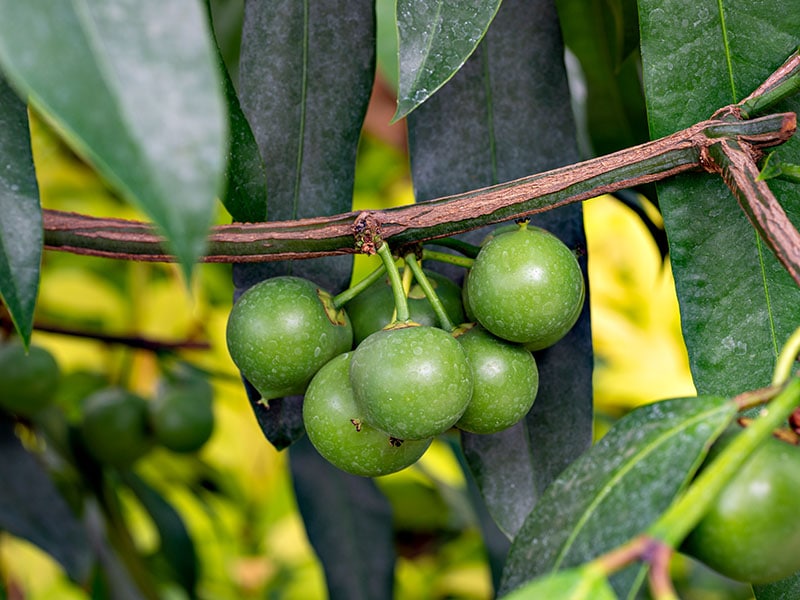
[466,223,584,349]
[303,353,432,476]
[226,276,353,401]
[349,325,473,440]
[683,429,800,584]
[345,270,465,344]
[454,325,538,434]
[0,342,60,417]
[80,388,152,467]
[150,379,214,453]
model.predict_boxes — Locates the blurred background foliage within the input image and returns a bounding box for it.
[1,0,746,597]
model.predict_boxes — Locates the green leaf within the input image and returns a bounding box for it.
[233,0,374,447]
[501,565,617,600]
[498,395,736,597]
[289,436,396,600]
[0,0,227,279]
[393,0,502,121]
[0,76,40,345]
[555,0,649,156]
[638,1,800,395]
[755,572,800,600]
[407,0,592,538]
[0,415,92,582]
[122,473,198,597]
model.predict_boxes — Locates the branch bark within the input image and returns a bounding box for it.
[43,112,796,264]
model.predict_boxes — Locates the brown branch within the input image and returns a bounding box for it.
[41,112,796,263]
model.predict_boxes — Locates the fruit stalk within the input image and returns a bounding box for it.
[331,262,387,308]
[403,253,457,332]
[647,375,800,547]
[376,242,410,323]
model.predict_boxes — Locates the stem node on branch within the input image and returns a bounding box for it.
[353,211,382,255]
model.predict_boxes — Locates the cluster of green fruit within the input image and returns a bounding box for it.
[226,223,585,477]
[0,340,215,468]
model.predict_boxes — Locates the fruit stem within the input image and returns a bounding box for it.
[647,375,800,547]
[425,237,481,259]
[422,248,475,269]
[404,253,457,332]
[377,242,410,323]
[331,263,387,308]
[772,323,800,385]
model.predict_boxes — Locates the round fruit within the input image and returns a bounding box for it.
[454,325,538,434]
[79,388,152,468]
[349,325,473,440]
[682,428,800,584]
[150,379,214,453]
[226,276,353,401]
[0,341,60,417]
[303,353,432,476]
[346,270,465,344]
[466,223,584,349]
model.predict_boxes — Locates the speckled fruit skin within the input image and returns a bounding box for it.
[349,325,473,440]
[454,325,538,434]
[80,388,152,467]
[683,430,800,584]
[226,276,353,401]
[345,270,465,344]
[0,342,60,417]
[466,224,585,349]
[303,353,432,476]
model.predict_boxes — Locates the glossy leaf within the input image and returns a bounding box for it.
[407,0,591,539]
[394,0,502,120]
[498,396,736,596]
[639,0,800,395]
[0,415,92,583]
[233,0,374,448]
[502,565,617,600]
[289,435,395,600]
[0,76,40,345]
[755,572,800,600]
[0,0,227,279]
[123,473,198,597]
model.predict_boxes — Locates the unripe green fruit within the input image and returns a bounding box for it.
[454,325,538,434]
[79,388,152,468]
[466,224,584,349]
[345,270,465,345]
[350,325,473,440]
[226,276,353,401]
[303,353,432,476]
[0,342,60,417]
[150,379,214,453]
[683,429,800,584]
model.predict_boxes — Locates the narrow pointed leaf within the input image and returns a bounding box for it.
[394,0,502,120]
[233,0,374,447]
[0,0,227,279]
[639,1,800,395]
[498,396,736,596]
[502,565,617,600]
[0,416,92,582]
[407,0,592,539]
[289,436,395,600]
[0,76,40,345]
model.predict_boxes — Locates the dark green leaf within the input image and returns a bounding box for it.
[639,0,800,395]
[0,416,92,582]
[393,0,502,121]
[122,473,198,597]
[407,0,592,537]
[0,0,227,279]
[755,571,800,600]
[501,565,617,599]
[0,76,40,345]
[233,0,374,447]
[498,396,736,596]
[289,435,395,600]
[556,0,649,156]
